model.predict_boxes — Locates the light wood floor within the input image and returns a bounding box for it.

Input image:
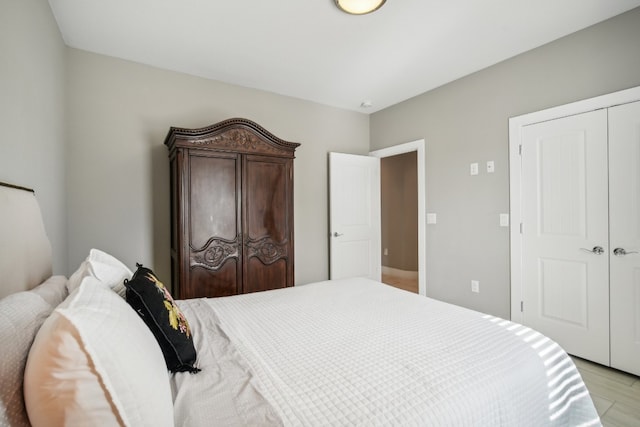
[572,356,640,426]
[381,272,418,293]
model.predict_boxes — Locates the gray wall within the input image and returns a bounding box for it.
[4,1,640,312]
[370,7,640,319]
[381,152,418,271]
[66,49,369,285]
[0,0,67,274]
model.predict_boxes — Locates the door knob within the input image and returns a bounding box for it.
[613,247,638,256]
[580,246,604,255]
[333,232,344,237]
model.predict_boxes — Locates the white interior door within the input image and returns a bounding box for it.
[609,100,640,376]
[520,110,610,365]
[329,152,380,281]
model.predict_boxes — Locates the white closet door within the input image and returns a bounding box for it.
[521,109,610,365]
[609,100,640,376]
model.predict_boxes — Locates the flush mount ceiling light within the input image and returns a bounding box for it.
[334,0,386,15]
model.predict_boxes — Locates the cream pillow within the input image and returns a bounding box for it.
[30,275,69,307]
[24,276,174,427]
[67,248,133,296]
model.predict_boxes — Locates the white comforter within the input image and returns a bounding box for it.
[172,278,600,426]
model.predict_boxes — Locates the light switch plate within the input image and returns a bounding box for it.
[427,213,437,224]
[471,280,480,293]
[500,213,509,227]
[470,163,479,175]
[487,161,495,173]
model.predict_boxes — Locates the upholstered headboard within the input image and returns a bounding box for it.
[0,182,52,299]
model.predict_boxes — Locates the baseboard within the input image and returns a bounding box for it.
[381,266,418,279]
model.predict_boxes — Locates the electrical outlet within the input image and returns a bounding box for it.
[471,280,480,293]
[470,163,479,176]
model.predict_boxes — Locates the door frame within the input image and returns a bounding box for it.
[509,85,640,322]
[370,139,426,296]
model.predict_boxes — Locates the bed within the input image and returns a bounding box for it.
[0,182,601,426]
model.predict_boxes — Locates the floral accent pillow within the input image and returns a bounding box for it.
[124,264,200,373]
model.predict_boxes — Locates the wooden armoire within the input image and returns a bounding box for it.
[164,118,300,299]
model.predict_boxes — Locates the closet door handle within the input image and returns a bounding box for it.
[613,248,638,256]
[580,246,604,255]
[333,232,344,237]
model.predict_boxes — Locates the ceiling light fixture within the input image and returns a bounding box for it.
[334,0,386,15]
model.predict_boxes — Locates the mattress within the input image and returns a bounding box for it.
[172,277,600,426]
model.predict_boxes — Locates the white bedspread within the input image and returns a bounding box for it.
[176,278,600,426]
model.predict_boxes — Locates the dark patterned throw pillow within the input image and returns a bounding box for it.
[124,264,200,373]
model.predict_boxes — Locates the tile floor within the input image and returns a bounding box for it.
[572,356,640,426]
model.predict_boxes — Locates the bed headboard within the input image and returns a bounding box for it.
[0,182,52,299]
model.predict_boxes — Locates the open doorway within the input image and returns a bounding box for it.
[380,152,418,293]
[370,140,426,296]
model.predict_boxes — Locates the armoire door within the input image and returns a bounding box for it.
[185,151,242,298]
[609,100,640,376]
[520,109,610,365]
[242,154,293,293]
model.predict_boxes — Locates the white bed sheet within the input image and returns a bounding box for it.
[171,299,282,427]
[174,278,600,426]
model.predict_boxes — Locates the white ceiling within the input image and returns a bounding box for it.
[48,0,640,113]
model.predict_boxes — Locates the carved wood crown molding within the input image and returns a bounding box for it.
[164,118,301,156]
[190,128,284,155]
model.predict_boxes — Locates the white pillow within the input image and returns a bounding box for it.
[24,276,174,427]
[67,249,133,296]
